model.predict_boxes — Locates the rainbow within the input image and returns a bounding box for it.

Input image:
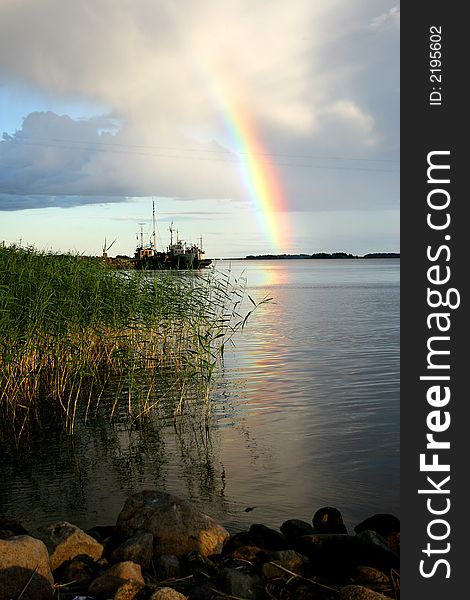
[207,80,290,252]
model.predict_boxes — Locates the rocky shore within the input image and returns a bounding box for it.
[0,490,400,600]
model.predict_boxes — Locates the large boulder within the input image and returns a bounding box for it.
[0,535,54,600]
[33,521,104,571]
[116,490,229,558]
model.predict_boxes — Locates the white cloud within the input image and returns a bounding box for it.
[325,100,376,142]
[369,6,400,30]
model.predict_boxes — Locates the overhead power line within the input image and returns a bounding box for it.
[0,136,399,174]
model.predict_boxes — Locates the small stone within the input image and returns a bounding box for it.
[294,534,361,577]
[183,582,213,600]
[105,560,145,582]
[261,549,306,580]
[33,521,104,571]
[88,574,130,598]
[111,532,154,569]
[149,587,188,600]
[385,531,400,554]
[221,568,264,600]
[231,545,271,565]
[88,561,144,597]
[114,579,147,600]
[280,519,315,541]
[352,566,390,584]
[222,525,287,555]
[261,562,286,580]
[274,549,305,570]
[355,531,399,571]
[312,507,348,534]
[184,551,218,579]
[60,555,96,590]
[354,514,400,538]
[154,554,181,581]
[339,584,391,600]
[249,524,287,550]
[0,535,54,600]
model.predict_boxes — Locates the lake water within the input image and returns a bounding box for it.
[0,259,399,533]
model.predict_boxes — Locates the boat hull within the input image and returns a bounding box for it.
[134,252,211,270]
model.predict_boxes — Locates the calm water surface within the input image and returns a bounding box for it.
[0,259,399,532]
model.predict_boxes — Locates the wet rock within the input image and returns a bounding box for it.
[184,582,213,600]
[111,532,154,569]
[295,534,360,571]
[0,535,54,600]
[88,560,144,598]
[59,554,97,592]
[249,524,288,550]
[221,567,264,600]
[222,524,287,555]
[339,584,391,600]
[184,551,218,580]
[354,514,400,538]
[231,545,272,565]
[280,519,315,541]
[355,531,399,571]
[154,554,181,581]
[296,531,399,578]
[33,521,104,571]
[262,561,291,580]
[312,507,348,534]
[89,574,129,598]
[221,532,259,555]
[116,490,229,558]
[385,531,400,554]
[261,549,306,580]
[149,588,188,600]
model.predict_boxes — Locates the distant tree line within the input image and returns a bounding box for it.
[245,252,399,260]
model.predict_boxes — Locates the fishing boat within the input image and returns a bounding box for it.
[133,202,211,270]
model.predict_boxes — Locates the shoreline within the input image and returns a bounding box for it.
[0,490,400,600]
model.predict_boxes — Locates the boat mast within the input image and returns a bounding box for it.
[152,198,157,252]
[169,221,174,246]
[138,222,145,248]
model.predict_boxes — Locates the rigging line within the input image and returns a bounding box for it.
[5,135,399,164]
[2,140,399,173]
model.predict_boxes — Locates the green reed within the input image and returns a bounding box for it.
[0,245,259,437]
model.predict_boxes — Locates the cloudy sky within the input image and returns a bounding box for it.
[0,0,399,257]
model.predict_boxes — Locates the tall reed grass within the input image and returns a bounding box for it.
[0,245,258,437]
